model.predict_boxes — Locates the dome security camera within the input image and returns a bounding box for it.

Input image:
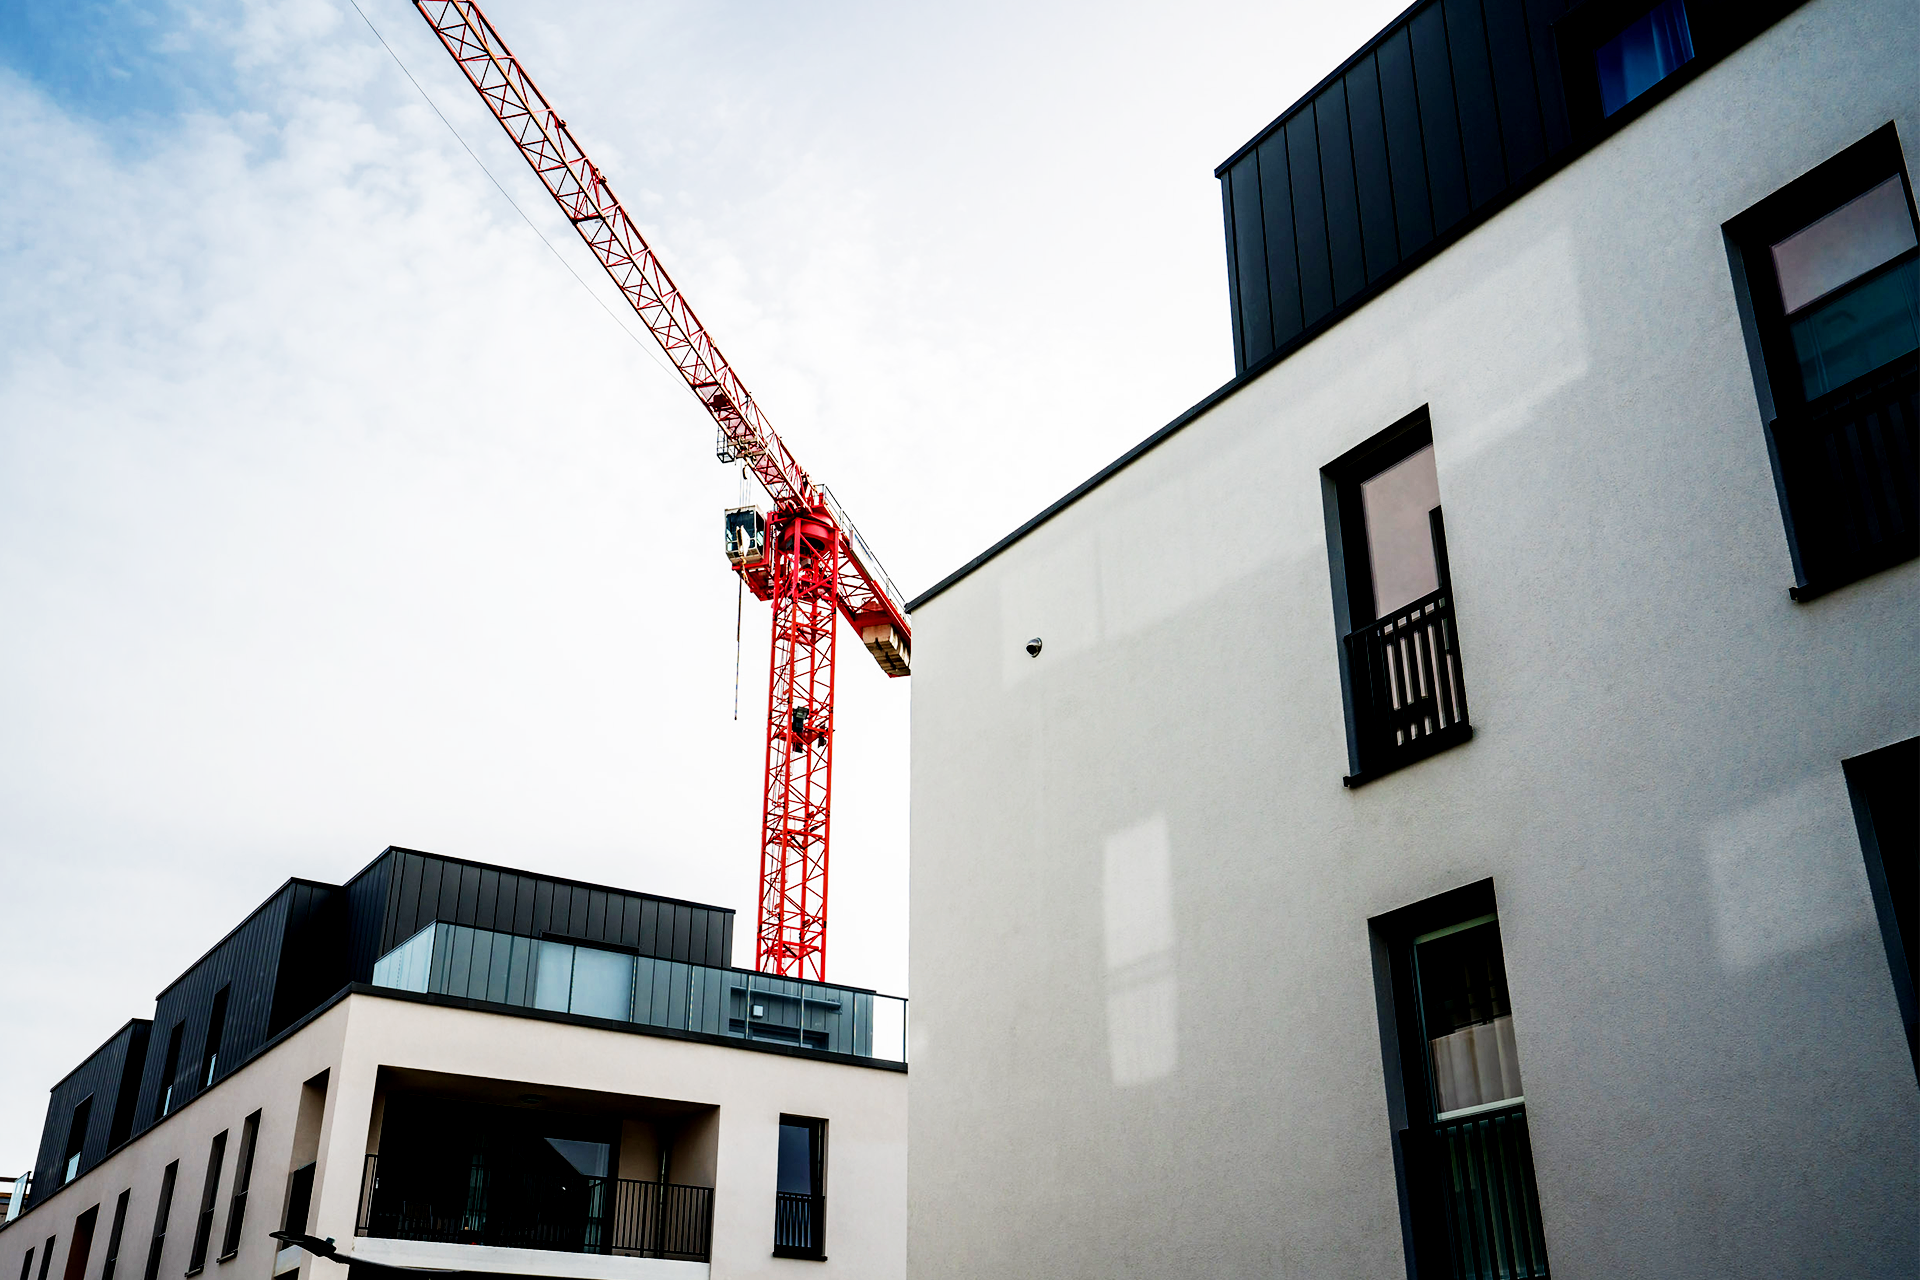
[1026,637,1043,657]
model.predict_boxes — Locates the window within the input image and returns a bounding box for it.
[533,940,635,1022]
[157,1026,184,1120]
[1372,884,1549,1280]
[1593,0,1693,117]
[101,1189,131,1280]
[1846,737,1918,1080]
[35,1238,54,1280]
[16,1248,30,1280]
[280,1165,315,1241]
[142,1162,177,1280]
[61,1206,97,1280]
[62,1098,92,1185]
[1323,409,1471,786]
[201,988,229,1089]
[186,1130,226,1274]
[219,1113,260,1261]
[772,1116,826,1260]
[1726,125,1919,598]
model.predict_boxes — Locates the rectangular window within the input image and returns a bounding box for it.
[63,1098,92,1185]
[201,988,229,1089]
[186,1131,226,1274]
[1593,0,1694,117]
[61,1206,97,1280]
[101,1189,131,1280]
[533,940,634,1021]
[1323,409,1471,786]
[1846,737,1918,1080]
[36,1239,54,1280]
[219,1113,260,1261]
[1726,125,1919,598]
[17,1248,30,1280]
[157,1026,184,1119]
[142,1162,177,1280]
[1372,884,1549,1279]
[280,1165,315,1240]
[772,1116,826,1260]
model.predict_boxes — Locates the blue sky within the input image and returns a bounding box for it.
[0,0,246,123]
[0,0,1408,1169]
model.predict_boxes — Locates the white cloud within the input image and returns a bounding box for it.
[0,0,1405,1163]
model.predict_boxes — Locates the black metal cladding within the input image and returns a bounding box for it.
[26,846,737,1221]
[28,1021,150,1210]
[373,849,733,969]
[1217,0,1803,375]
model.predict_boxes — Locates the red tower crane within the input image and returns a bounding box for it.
[412,0,910,983]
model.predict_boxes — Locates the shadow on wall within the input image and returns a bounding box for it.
[1103,814,1178,1087]
[1705,773,1872,972]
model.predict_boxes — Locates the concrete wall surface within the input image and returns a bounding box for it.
[1,993,905,1280]
[907,1,1920,1276]
[314,995,905,1280]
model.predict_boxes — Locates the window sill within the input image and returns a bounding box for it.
[215,1253,237,1265]
[185,1268,205,1277]
[771,1248,827,1262]
[1343,724,1473,789]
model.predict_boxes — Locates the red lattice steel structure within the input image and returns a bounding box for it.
[414,0,909,982]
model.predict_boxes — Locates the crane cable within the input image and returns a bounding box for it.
[343,0,697,403]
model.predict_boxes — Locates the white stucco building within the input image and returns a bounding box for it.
[0,849,906,1280]
[907,0,1917,1276]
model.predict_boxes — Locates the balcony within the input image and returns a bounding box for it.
[1343,585,1470,785]
[1776,351,1918,599]
[356,1154,713,1263]
[371,921,907,1063]
[772,1192,825,1260]
[1402,1102,1549,1280]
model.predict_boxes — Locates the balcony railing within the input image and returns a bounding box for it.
[356,1154,712,1262]
[1775,351,1918,598]
[1403,1103,1549,1280]
[772,1192,825,1260]
[1345,585,1470,782]
[372,922,907,1063]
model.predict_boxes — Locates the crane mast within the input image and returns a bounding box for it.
[413,0,909,983]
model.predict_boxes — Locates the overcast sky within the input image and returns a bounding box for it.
[0,0,1405,1167]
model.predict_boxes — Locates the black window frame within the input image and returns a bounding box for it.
[1553,0,1795,143]
[771,1115,827,1262]
[218,1112,260,1262]
[201,988,230,1090]
[1323,406,1472,787]
[185,1131,226,1275]
[62,1097,93,1186]
[101,1188,131,1280]
[1370,881,1550,1279]
[1844,736,1918,1081]
[1723,123,1920,599]
[156,1025,184,1121]
[142,1162,177,1280]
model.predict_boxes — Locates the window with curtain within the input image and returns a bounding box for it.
[1594,0,1695,117]
[1770,176,1920,400]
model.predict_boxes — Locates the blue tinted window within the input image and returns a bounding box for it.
[1595,0,1694,117]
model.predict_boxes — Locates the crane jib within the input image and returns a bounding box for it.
[412,0,907,983]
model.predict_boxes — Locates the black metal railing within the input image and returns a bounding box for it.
[1346,584,1469,778]
[356,1155,712,1262]
[1775,351,1918,596]
[772,1191,825,1259]
[1404,1103,1549,1280]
